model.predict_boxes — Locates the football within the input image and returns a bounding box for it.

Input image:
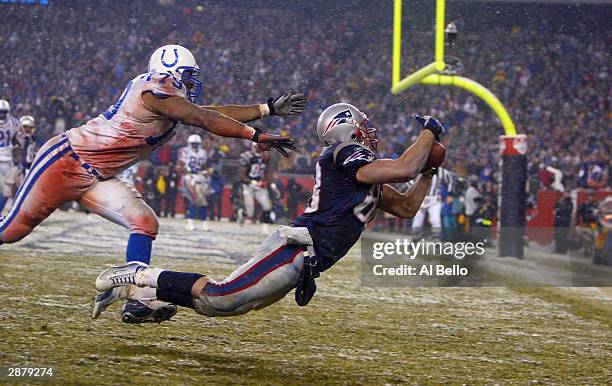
[424,141,446,169]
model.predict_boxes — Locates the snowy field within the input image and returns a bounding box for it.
[1,211,611,384]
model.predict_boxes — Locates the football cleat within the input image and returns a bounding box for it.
[121,299,177,324]
[185,219,195,231]
[95,262,148,292]
[200,220,210,232]
[91,286,131,320]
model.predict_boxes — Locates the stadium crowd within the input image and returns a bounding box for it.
[1,1,609,187]
[0,0,609,254]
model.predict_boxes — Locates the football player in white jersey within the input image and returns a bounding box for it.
[0,100,20,214]
[179,134,211,231]
[0,44,305,324]
[410,166,455,239]
[10,115,40,192]
[14,116,40,172]
[240,143,274,234]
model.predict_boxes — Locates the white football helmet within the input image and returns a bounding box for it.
[0,99,10,123]
[148,44,202,103]
[316,103,378,150]
[20,115,36,135]
[20,115,35,127]
[188,134,202,149]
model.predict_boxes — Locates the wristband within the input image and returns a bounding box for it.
[243,126,256,141]
[423,127,439,141]
[266,97,276,115]
[259,103,270,118]
[251,127,262,143]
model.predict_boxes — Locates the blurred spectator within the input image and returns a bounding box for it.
[162,163,180,218]
[143,166,162,215]
[576,194,599,256]
[286,178,306,221]
[553,192,573,253]
[471,196,496,246]
[209,168,226,220]
[464,177,481,226]
[441,193,458,241]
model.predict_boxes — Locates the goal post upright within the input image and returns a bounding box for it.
[390,0,516,136]
[391,0,525,258]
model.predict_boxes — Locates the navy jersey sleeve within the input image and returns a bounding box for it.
[333,143,376,181]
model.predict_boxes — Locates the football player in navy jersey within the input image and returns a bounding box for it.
[92,103,446,318]
[240,143,274,234]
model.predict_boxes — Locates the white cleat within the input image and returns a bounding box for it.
[201,220,210,232]
[185,219,195,231]
[95,262,148,292]
[91,286,132,319]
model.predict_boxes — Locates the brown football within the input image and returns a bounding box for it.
[425,141,446,169]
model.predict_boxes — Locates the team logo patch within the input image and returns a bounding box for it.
[325,110,355,135]
[343,148,375,165]
[161,48,179,67]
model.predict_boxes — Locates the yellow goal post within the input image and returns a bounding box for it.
[391,0,517,136]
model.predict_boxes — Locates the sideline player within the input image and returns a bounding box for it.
[179,134,210,231]
[9,115,41,196]
[0,100,20,214]
[93,103,446,318]
[240,143,274,233]
[410,166,455,239]
[0,44,304,323]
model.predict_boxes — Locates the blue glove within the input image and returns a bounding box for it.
[414,115,447,141]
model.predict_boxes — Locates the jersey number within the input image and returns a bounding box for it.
[353,184,380,223]
[304,162,321,214]
[248,163,265,179]
[103,81,133,120]
[305,161,380,223]
[0,130,10,147]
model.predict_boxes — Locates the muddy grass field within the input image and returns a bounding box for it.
[1,211,611,385]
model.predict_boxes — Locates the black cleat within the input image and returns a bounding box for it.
[121,299,177,324]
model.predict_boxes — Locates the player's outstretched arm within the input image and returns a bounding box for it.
[200,92,307,123]
[142,92,295,156]
[356,115,446,184]
[200,104,267,123]
[356,130,435,184]
[378,172,434,218]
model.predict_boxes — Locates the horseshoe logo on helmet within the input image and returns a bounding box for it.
[161,48,179,68]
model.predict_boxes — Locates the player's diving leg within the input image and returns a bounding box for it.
[78,177,175,324]
[78,177,159,265]
[0,135,95,244]
[96,226,313,317]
